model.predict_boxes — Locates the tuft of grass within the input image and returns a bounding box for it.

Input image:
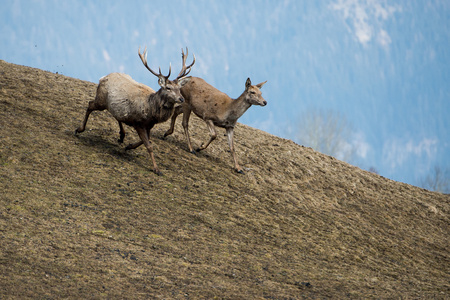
[0,60,449,299]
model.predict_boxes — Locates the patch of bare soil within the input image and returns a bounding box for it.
[0,60,449,299]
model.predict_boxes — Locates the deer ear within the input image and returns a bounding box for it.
[177,76,191,87]
[256,80,267,89]
[245,78,252,90]
[158,77,166,88]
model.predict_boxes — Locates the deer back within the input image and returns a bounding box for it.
[181,77,233,120]
[101,73,156,124]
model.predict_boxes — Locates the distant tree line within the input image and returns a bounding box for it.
[296,108,357,163]
[419,165,450,194]
[295,109,449,194]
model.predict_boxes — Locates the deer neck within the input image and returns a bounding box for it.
[147,90,175,122]
[151,90,175,109]
[227,94,251,122]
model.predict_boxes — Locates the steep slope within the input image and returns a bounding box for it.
[0,60,448,299]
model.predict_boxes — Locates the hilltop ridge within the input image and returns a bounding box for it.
[0,60,448,298]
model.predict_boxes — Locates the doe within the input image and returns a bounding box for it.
[164,76,267,173]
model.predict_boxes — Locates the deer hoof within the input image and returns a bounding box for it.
[236,169,245,174]
[154,170,162,176]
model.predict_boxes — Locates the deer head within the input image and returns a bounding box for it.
[244,78,267,106]
[138,46,195,104]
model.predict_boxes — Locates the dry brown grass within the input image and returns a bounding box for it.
[1,60,449,299]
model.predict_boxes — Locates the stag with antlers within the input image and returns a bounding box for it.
[75,47,195,175]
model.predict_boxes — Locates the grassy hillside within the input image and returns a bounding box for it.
[0,60,448,299]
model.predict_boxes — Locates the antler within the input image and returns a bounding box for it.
[138,46,171,79]
[176,47,196,80]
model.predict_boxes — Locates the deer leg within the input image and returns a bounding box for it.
[135,127,161,175]
[197,120,217,152]
[163,105,183,138]
[181,107,195,154]
[125,126,153,150]
[75,100,102,134]
[118,121,126,143]
[226,127,243,174]
[125,125,154,150]
[125,140,143,150]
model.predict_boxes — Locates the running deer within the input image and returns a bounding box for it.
[75,47,195,175]
[163,77,267,173]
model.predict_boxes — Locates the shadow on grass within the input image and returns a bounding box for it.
[73,130,143,162]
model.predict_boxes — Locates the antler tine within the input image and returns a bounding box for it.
[176,47,196,80]
[138,46,159,77]
[166,63,171,80]
[186,50,196,68]
[184,52,196,77]
[138,46,171,79]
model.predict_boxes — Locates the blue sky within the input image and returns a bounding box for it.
[1,0,449,189]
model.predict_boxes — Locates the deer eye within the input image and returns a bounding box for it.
[250,91,256,95]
